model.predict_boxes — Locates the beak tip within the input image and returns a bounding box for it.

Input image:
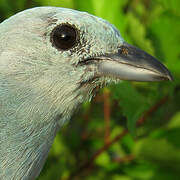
[162,70,173,81]
[167,73,174,81]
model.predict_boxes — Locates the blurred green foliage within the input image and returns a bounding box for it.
[0,0,180,179]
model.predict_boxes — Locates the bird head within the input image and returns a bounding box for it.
[0,7,172,124]
[0,7,173,179]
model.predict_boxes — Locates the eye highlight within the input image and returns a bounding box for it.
[51,24,78,50]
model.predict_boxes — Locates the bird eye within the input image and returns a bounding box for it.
[51,24,78,50]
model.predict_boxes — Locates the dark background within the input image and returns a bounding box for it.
[0,0,180,180]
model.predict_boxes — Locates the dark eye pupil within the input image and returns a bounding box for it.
[51,24,77,50]
[59,32,72,42]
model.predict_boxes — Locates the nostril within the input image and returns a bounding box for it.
[119,46,129,55]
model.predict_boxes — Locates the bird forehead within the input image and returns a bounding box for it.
[7,7,121,40]
[52,9,122,40]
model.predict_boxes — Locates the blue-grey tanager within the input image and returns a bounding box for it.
[0,7,172,180]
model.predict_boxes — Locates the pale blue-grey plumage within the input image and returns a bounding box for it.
[0,7,124,180]
[0,6,172,180]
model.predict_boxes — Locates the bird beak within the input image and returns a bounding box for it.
[96,42,173,81]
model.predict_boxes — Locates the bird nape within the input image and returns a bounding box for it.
[0,6,172,180]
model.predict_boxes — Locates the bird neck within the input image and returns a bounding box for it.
[0,67,86,179]
[0,116,59,180]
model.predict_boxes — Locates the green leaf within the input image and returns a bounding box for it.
[168,111,180,128]
[134,137,180,171]
[148,8,180,74]
[112,175,132,180]
[127,13,154,54]
[124,163,155,180]
[34,0,74,8]
[95,152,110,167]
[73,0,95,14]
[111,82,149,135]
